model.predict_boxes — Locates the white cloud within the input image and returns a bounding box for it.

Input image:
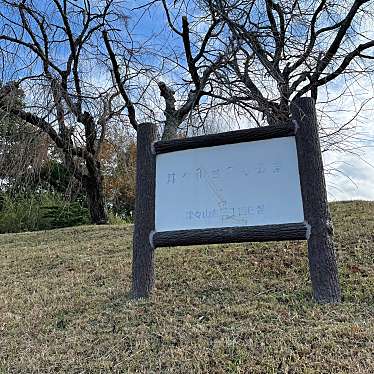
[320,75,374,201]
[324,151,374,201]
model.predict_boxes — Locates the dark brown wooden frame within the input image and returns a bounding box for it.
[152,123,308,247]
[132,98,341,303]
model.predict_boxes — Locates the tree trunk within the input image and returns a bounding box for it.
[291,97,341,303]
[84,171,108,225]
[161,116,179,141]
[132,122,157,298]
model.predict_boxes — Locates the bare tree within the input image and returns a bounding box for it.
[197,0,374,131]
[0,0,131,224]
[102,0,233,140]
[0,0,235,225]
[109,0,374,146]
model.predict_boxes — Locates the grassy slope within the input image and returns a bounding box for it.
[0,201,373,373]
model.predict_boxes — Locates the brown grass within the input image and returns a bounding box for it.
[0,201,373,373]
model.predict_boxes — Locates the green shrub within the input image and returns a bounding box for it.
[0,194,39,233]
[0,193,90,233]
[39,202,90,229]
[107,211,132,225]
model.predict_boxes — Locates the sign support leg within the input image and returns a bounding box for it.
[132,122,157,298]
[291,97,341,303]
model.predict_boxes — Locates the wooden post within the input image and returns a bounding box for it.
[132,122,157,299]
[291,97,341,303]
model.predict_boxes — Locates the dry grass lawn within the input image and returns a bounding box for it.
[0,201,373,373]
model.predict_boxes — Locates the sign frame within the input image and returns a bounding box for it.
[152,125,309,247]
[132,97,341,303]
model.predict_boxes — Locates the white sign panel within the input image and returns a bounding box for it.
[155,136,304,232]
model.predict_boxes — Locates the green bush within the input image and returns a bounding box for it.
[39,202,90,229]
[107,211,132,225]
[0,193,90,233]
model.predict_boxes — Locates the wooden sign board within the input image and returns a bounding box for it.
[132,98,341,303]
[152,126,309,248]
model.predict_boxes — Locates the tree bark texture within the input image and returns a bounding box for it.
[84,173,108,225]
[154,124,295,154]
[153,223,308,248]
[291,97,341,303]
[161,115,179,141]
[132,122,157,298]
